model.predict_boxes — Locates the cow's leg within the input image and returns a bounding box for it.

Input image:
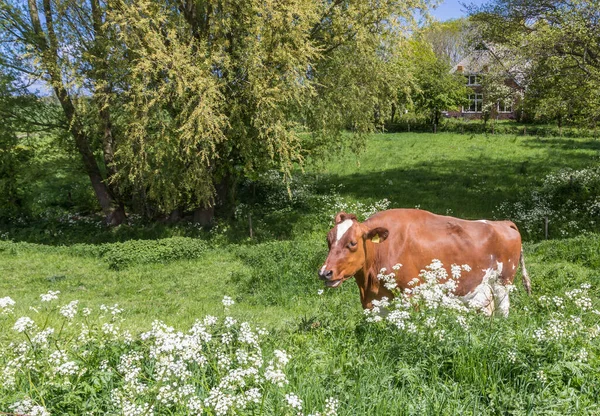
[463,282,495,316]
[492,282,510,317]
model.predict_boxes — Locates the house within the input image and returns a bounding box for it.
[447,45,523,120]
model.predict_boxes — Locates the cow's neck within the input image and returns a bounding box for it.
[355,240,382,309]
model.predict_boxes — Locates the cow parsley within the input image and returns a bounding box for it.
[1,296,16,314]
[40,290,60,302]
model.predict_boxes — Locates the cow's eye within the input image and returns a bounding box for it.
[348,241,357,248]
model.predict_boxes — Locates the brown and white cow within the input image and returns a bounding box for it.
[319,209,531,316]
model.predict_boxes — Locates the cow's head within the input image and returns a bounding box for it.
[319,211,389,288]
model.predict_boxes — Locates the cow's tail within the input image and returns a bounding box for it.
[519,248,532,295]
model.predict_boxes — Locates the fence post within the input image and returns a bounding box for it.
[544,217,549,240]
[249,213,253,239]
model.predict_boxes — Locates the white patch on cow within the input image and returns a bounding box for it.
[477,220,488,223]
[460,264,511,317]
[336,219,354,242]
[512,264,516,270]
[320,264,327,275]
[492,283,510,317]
[461,269,495,316]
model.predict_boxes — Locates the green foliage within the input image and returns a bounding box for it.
[0,132,33,219]
[419,18,473,65]
[0,236,208,271]
[387,118,600,137]
[471,0,600,126]
[0,74,33,219]
[233,240,326,307]
[100,237,208,270]
[496,167,600,239]
[531,234,600,270]
[409,40,469,125]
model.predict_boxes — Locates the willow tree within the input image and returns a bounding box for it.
[106,0,432,221]
[1,0,432,223]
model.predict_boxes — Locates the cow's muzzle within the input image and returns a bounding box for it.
[319,268,346,288]
[318,268,334,280]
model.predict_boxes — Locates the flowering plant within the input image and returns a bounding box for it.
[0,294,338,416]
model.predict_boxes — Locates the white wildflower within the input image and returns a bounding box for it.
[59,300,79,319]
[222,296,235,308]
[536,369,547,383]
[11,399,50,416]
[1,296,16,314]
[40,290,60,302]
[425,316,437,328]
[204,315,218,326]
[32,327,55,345]
[13,316,36,333]
[576,348,588,363]
[274,349,290,366]
[285,393,303,412]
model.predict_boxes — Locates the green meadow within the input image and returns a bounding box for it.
[2,132,600,415]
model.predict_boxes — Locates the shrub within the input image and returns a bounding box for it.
[495,166,600,239]
[100,237,208,270]
[386,117,600,138]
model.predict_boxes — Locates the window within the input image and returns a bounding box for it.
[498,100,513,113]
[466,74,482,85]
[466,94,483,112]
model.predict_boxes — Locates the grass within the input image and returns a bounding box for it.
[308,133,600,219]
[1,132,600,414]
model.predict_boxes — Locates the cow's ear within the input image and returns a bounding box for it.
[365,227,389,244]
[334,211,358,224]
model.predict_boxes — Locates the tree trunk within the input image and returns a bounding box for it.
[193,205,215,226]
[30,0,125,225]
[557,115,563,137]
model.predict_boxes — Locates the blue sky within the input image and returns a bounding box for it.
[430,0,485,21]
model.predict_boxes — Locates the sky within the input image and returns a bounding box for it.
[430,0,485,21]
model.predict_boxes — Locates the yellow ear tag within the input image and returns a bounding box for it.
[371,234,380,243]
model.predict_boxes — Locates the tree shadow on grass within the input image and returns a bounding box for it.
[520,136,600,152]
[312,150,597,221]
[3,139,597,246]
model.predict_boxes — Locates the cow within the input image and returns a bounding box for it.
[318,209,531,317]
